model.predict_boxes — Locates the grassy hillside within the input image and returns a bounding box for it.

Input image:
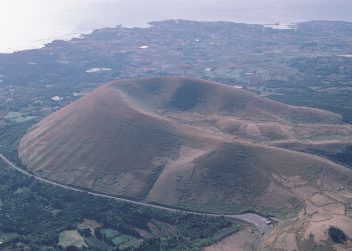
[19,77,352,216]
[114,77,342,123]
[19,85,187,199]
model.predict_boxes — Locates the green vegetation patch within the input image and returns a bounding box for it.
[100,228,130,245]
[120,238,144,249]
[112,235,131,246]
[85,236,114,250]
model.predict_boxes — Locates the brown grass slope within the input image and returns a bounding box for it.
[113,77,342,123]
[19,77,352,215]
[146,141,352,214]
[19,85,191,198]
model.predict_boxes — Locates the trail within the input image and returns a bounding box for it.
[0,152,272,241]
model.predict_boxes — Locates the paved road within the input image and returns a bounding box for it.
[0,152,272,235]
[230,213,273,234]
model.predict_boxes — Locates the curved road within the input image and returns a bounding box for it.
[0,153,272,235]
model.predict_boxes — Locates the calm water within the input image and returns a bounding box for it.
[1,0,352,53]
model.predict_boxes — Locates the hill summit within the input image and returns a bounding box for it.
[19,77,352,214]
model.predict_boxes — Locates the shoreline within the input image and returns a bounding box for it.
[1,18,351,55]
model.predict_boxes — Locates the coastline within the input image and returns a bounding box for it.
[2,18,351,55]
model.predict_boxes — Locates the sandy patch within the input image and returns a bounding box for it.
[305,201,318,216]
[324,191,349,204]
[311,212,333,222]
[337,190,352,199]
[322,203,345,215]
[310,193,335,207]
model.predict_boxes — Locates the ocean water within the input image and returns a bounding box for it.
[1,0,351,53]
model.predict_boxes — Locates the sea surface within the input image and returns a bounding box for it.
[1,0,352,53]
